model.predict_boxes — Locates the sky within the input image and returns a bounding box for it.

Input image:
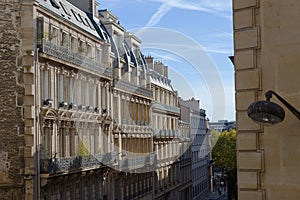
[98,0,235,121]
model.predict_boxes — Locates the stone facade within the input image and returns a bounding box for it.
[179,98,211,200]
[145,56,182,200]
[0,0,201,199]
[0,0,25,199]
[233,0,300,199]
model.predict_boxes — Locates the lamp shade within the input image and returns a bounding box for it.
[247,100,285,125]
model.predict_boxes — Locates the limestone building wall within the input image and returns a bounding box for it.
[0,0,34,199]
[233,0,300,199]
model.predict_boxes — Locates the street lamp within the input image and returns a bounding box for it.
[247,90,300,125]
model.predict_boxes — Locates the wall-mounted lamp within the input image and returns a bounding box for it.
[247,90,300,125]
[43,99,53,107]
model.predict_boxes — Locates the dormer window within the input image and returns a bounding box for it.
[50,0,60,9]
[71,9,80,22]
[60,2,71,16]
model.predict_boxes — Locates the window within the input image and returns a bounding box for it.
[67,76,73,103]
[71,36,77,52]
[71,9,80,22]
[78,40,85,54]
[49,25,59,45]
[60,2,71,16]
[50,0,60,9]
[77,79,82,106]
[61,31,69,47]
[86,43,93,58]
[42,69,50,103]
[95,48,101,63]
[101,84,107,111]
[85,81,89,106]
[58,74,64,103]
[36,17,44,48]
[78,13,86,25]
[85,18,94,30]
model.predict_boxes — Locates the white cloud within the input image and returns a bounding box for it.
[145,2,173,27]
[143,0,232,27]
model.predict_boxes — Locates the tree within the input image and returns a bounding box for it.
[212,129,237,199]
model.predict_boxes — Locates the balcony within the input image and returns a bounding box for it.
[41,40,112,78]
[113,78,153,99]
[40,152,116,175]
[118,153,156,171]
[152,102,180,114]
[154,129,179,138]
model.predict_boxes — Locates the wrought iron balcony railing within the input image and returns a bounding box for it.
[41,40,112,78]
[152,102,180,114]
[113,78,153,99]
[153,129,180,138]
[40,152,116,175]
[118,153,156,171]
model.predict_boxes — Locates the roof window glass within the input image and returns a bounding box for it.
[59,2,71,16]
[50,0,60,9]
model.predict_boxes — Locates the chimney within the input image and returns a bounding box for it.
[145,55,154,70]
[67,0,96,16]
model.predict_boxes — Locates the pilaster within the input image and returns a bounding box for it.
[233,0,265,199]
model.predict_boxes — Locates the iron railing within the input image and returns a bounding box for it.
[40,152,116,174]
[118,153,156,170]
[152,102,180,114]
[153,129,180,138]
[113,78,153,99]
[41,40,112,78]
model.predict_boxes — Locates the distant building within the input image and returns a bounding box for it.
[179,98,211,200]
[145,56,181,199]
[178,120,192,199]
[209,120,236,132]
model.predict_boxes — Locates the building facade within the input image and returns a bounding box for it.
[209,120,236,133]
[145,56,181,200]
[233,0,300,199]
[179,98,211,200]
[0,0,155,199]
[178,120,192,199]
[0,0,204,199]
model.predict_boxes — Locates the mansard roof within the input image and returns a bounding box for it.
[36,0,109,42]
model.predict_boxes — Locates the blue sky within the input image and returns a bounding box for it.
[99,0,235,121]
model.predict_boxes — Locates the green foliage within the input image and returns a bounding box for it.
[212,129,237,199]
[211,129,221,148]
[79,140,89,156]
[212,129,236,170]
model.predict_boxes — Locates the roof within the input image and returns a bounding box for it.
[36,0,109,42]
[150,69,173,91]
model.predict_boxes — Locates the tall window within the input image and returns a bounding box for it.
[71,36,77,52]
[86,43,93,58]
[81,80,86,106]
[77,79,82,105]
[61,31,69,47]
[67,76,73,103]
[101,84,107,111]
[36,17,44,48]
[78,40,85,54]
[49,25,58,45]
[42,69,50,103]
[85,81,89,106]
[58,74,64,103]
[95,48,101,63]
